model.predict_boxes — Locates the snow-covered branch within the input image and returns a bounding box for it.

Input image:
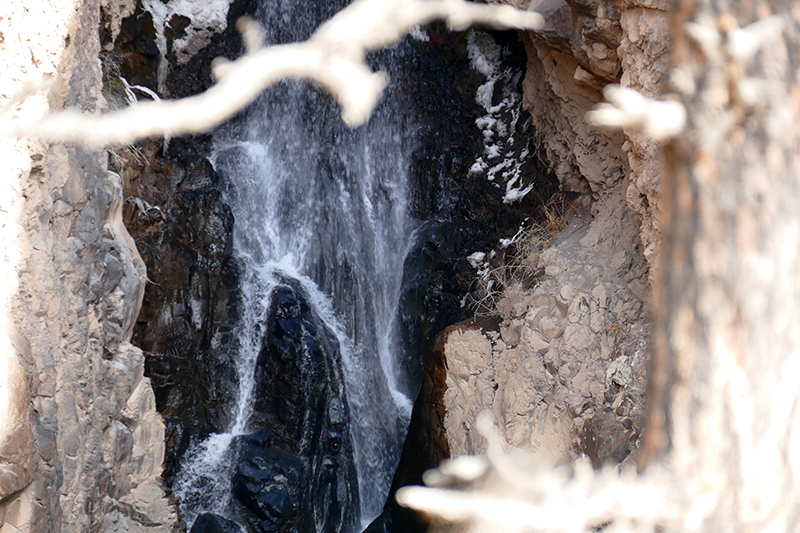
[0,0,543,147]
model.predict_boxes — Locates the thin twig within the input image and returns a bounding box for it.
[0,0,542,147]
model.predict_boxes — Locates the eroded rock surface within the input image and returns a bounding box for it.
[0,0,176,531]
[442,192,649,466]
[521,0,668,273]
[489,0,668,277]
[432,0,669,489]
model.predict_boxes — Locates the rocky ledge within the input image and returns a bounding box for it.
[439,193,649,467]
[380,0,668,527]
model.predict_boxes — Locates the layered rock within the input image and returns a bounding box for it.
[441,194,648,466]
[429,0,669,476]
[615,0,670,272]
[0,0,175,531]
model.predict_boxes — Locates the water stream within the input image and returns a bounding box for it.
[171,1,419,529]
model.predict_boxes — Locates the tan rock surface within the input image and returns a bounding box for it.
[442,187,649,466]
[0,0,176,531]
[438,0,670,472]
[497,0,669,276]
[616,4,671,275]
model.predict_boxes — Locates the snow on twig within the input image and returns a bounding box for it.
[0,0,543,148]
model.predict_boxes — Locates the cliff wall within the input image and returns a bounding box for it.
[1,0,668,530]
[0,0,176,531]
[437,0,669,468]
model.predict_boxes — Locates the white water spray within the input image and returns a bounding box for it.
[173,57,417,528]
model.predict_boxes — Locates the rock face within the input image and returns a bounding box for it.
[120,137,240,480]
[102,0,257,507]
[396,27,547,387]
[425,0,668,507]
[368,8,660,522]
[512,0,669,272]
[441,202,649,467]
[0,0,176,531]
[231,430,307,530]
[244,281,359,532]
[364,323,459,533]
[189,513,240,533]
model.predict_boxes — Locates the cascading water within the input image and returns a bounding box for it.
[171,1,420,530]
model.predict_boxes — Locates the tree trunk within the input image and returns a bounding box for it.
[649,0,800,528]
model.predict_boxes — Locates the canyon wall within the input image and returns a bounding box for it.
[1,0,668,530]
[435,0,670,469]
[0,0,177,531]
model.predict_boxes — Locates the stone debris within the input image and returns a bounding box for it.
[442,191,650,469]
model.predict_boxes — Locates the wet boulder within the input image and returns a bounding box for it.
[242,280,359,533]
[231,430,305,530]
[189,513,242,533]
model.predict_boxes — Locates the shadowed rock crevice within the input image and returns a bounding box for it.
[119,138,241,481]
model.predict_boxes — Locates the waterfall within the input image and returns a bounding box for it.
[171,1,418,530]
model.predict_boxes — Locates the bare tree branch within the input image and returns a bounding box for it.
[0,0,543,148]
[395,413,681,533]
[585,85,686,142]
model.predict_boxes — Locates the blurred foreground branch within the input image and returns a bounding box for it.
[0,0,542,147]
[396,413,680,533]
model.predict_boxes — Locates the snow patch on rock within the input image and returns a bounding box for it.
[408,25,430,42]
[467,252,487,269]
[143,0,234,92]
[466,32,534,205]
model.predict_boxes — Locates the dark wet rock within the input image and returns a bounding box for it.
[365,324,452,533]
[231,430,305,530]
[190,513,242,533]
[396,28,550,390]
[242,280,359,533]
[107,0,255,480]
[105,4,160,90]
[164,15,192,43]
[104,0,256,99]
[122,139,241,480]
[163,0,257,99]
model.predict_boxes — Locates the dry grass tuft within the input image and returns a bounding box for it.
[466,193,572,315]
[513,192,570,269]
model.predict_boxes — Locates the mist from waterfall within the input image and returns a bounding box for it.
[171,1,419,529]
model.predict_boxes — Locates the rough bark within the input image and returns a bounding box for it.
[647,0,800,528]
